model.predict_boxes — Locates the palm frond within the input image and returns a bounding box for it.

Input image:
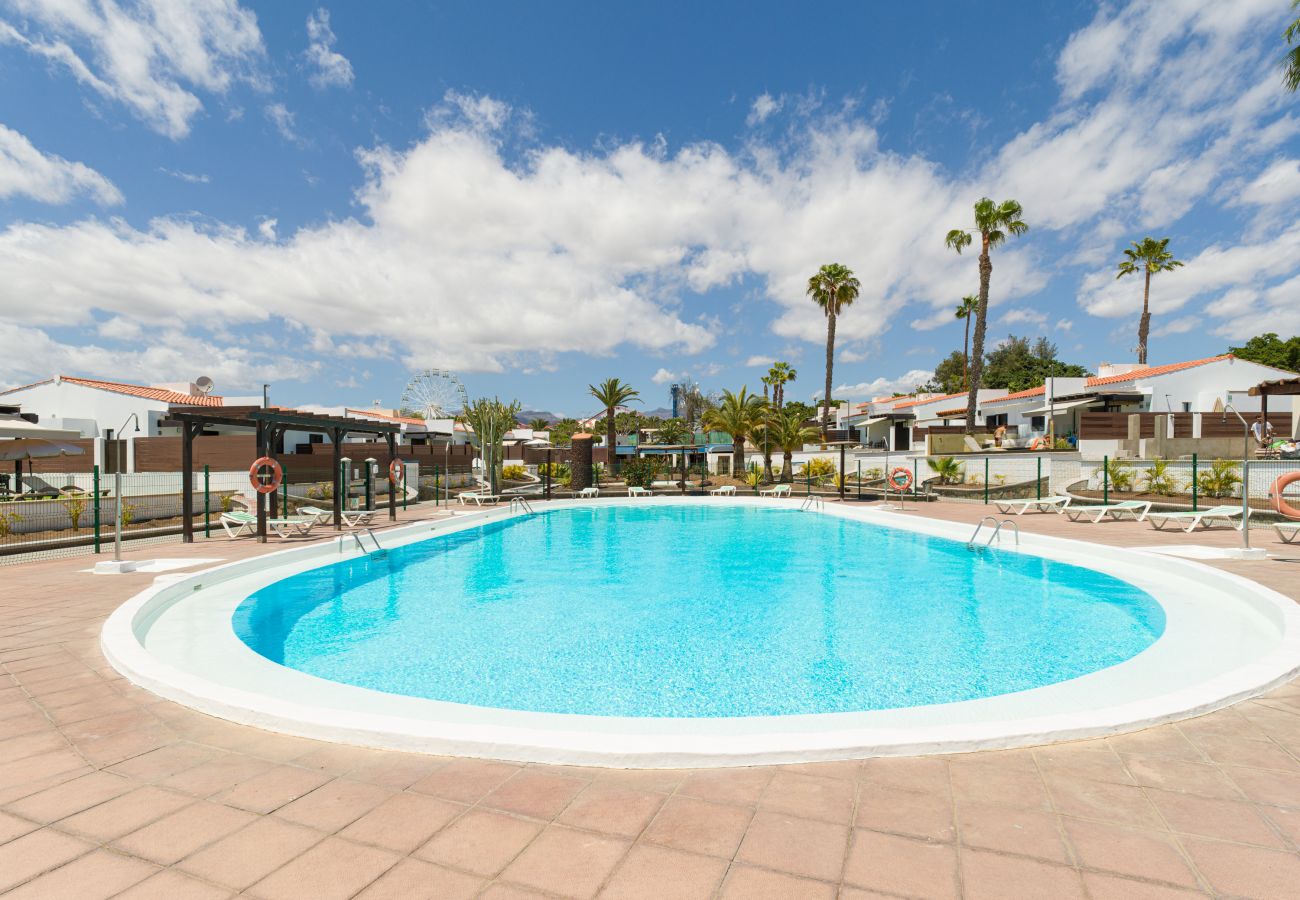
[945,229,972,253]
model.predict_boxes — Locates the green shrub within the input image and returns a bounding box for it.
[539,462,571,486]
[927,456,964,485]
[59,496,88,531]
[620,457,662,488]
[0,510,22,538]
[1198,458,1241,498]
[1105,459,1135,492]
[501,465,527,481]
[1144,458,1177,496]
[802,457,836,481]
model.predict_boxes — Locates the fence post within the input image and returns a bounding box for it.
[1191,453,1198,512]
[1103,455,1109,505]
[806,470,811,495]
[1036,456,1042,501]
[984,457,990,505]
[913,458,919,496]
[365,463,373,511]
[402,463,408,511]
[92,465,101,553]
[857,460,861,500]
[281,463,289,518]
[203,464,210,538]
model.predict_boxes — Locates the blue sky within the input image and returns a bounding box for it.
[1,1,1298,417]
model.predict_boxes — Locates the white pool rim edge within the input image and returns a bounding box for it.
[101,498,1300,768]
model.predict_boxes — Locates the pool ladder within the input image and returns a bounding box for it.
[967,516,1019,550]
[510,497,536,515]
[340,529,386,558]
[800,495,825,512]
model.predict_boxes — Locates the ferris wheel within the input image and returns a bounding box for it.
[401,368,468,420]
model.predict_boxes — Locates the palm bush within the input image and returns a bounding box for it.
[702,387,767,473]
[927,456,964,485]
[1198,459,1242,498]
[1105,459,1136,492]
[770,409,820,482]
[501,465,527,481]
[1144,457,1177,496]
[803,457,837,482]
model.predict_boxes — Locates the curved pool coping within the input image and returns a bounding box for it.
[101,498,1300,768]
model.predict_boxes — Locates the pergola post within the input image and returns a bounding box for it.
[332,427,343,530]
[255,419,267,544]
[386,432,398,522]
[181,421,197,543]
[268,425,280,520]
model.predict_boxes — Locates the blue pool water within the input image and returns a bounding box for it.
[232,506,1165,718]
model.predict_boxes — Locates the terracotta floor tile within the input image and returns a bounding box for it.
[1197,736,1300,771]
[842,828,959,899]
[479,885,553,900]
[599,843,727,899]
[677,766,771,805]
[105,742,219,781]
[4,770,134,822]
[859,756,950,795]
[178,815,325,890]
[1107,728,1206,761]
[759,770,856,823]
[0,748,88,794]
[339,791,463,853]
[950,759,1050,810]
[642,795,753,858]
[1062,817,1198,886]
[856,781,954,842]
[157,752,275,796]
[0,728,69,763]
[249,835,399,900]
[718,865,837,900]
[557,783,665,837]
[1225,765,1300,809]
[499,824,629,899]
[0,827,95,892]
[1,847,157,900]
[354,857,484,900]
[114,868,235,900]
[272,777,392,832]
[779,759,863,781]
[956,800,1068,862]
[344,752,450,790]
[1034,745,1135,785]
[1081,871,1209,899]
[735,811,849,882]
[960,849,1086,900]
[1044,773,1163,829]
[590,767,686,794]
[1146,789,1285,847]
[1122,754,1244,799]
[408,757,521,802]
[72,726,175,768]
[1260,803,1300,849]
[58,785,193,841]
[211,764,331,814]
[482,768,587,820]
[0,809,38,843]
[416,808,542,876]
[113,800,256,864]
[1181,835,1300,898]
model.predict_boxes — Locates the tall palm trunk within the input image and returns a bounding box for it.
[783,450,793,482]
[1136,269,1151,365]
[822,311,836,430]
[761,385,773,482]
[605,410,616,476]
[733,442,745,476]
[962,316,971,390]
[965,246,992,432]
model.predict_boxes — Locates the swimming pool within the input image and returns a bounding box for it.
[104,499,1300,766]
[232,506,1165,717]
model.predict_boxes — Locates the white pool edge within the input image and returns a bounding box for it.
[100,498,1300,768]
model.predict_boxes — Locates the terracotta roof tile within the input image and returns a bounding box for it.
[984,354,1235,405]
[57,376,225,407]
[893,392,964,410]
[345,408,427,426]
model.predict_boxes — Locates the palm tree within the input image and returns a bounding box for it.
[954,295,978,389]
[527,417,549,432]
[806,263,860,431]
[1286,1,1300,92]
[770,408,820,482]
[766,361,797,410]
[460,397,523,495]
[759,375,775,482]
[945,198,1029,431]
[588,378,639,474]
[702,387,766,475]
[1116,237,1183,366]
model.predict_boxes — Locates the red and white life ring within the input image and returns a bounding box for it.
[1271,471,1300,520]
[1029,437,1047,450]
[389,459,404,487]
[887,467,914,492]
[249,456,282,495]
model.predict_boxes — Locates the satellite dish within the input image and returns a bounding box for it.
[194,376,214,394]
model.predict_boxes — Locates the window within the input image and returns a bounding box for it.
[1182,402,1191,412]
[1030,416,1046,431]
[986,413,1008,428]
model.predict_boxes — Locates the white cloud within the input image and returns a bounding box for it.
[159,167,210,184]
[1000,308,1048,327]
[264,103,300,143]
[1239,158,1300,206]
[258,217,277,240]
[651,368,677,385]
[0,124,121,204]
[831,369,934,399]
[304,8,353,89]
[0,0,265,139]
[1055,318,1074,332]
[744,355,774,367]
[746,92,782,126]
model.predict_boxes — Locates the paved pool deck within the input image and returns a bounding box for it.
[1,499,1299,899]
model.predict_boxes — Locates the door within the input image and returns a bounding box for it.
[893,422,910,451]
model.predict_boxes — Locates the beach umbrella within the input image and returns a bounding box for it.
[0,440,86,462]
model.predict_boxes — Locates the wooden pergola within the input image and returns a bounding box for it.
[1249,376,1300,420]
[168,407,402,543]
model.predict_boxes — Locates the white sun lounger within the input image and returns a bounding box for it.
[297,505,374,527]
[710,485,736,496]
[1064,499,1151,523]
[577,486,599,499]
[1275,521,1300,544]
[627,486,652,498]
[1147,505,1243,533]
[994,496,1072,515]
[219,511,315,539]
[759,484,792,497]
[457,492,501,506]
